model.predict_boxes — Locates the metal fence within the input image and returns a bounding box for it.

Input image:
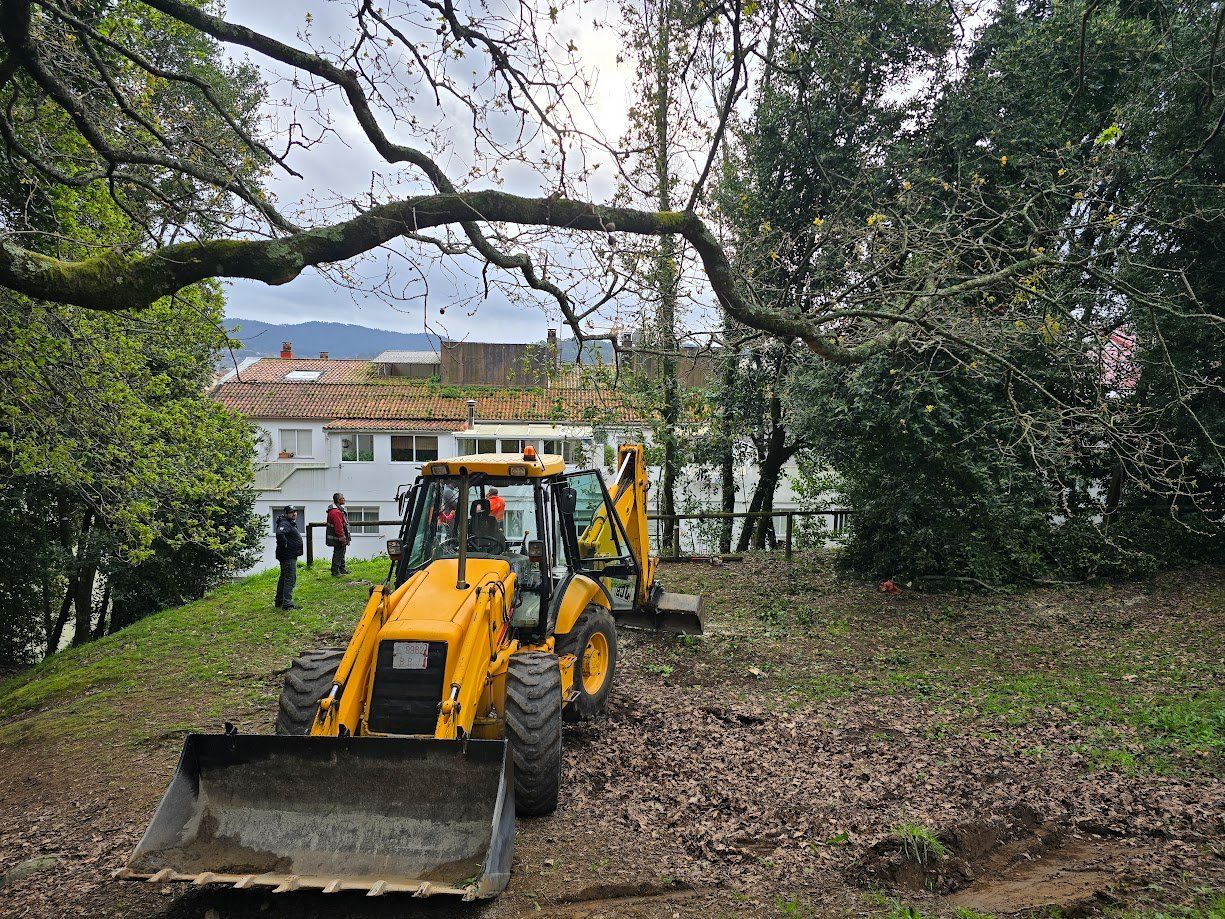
[305,520,402,568]
[647,509,852,561]
[305,509,852,567]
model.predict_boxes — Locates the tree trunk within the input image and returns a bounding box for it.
[752,448,786,550]
[46,581,74,655]
[652,0,681,553]
[70,563,97,646]
[69,508,96,647]
[46,497,81,654]
[735,470,768,553]
[718,346,738,553]
[91,581,112,639]
[736,426,792,551]
[719,431,736,553]
[39,574,52,651]
[108,596,133,635]
[736,368,795,551]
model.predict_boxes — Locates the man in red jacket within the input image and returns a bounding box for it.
[326,492,351,576]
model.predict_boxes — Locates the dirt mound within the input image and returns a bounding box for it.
[849,804,1137,914]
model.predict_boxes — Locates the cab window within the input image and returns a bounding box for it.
[565,471,627,566]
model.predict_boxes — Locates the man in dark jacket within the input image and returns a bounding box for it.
[326,492,351,576]
[274,507,304,609]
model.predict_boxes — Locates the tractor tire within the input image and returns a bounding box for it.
[275,647,344,735]
[505,651,562,817]
[556,604,618,722]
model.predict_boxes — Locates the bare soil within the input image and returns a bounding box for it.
[1,558,1222,918]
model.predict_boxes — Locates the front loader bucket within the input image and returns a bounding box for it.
[618,591,704,635]
[118,734,514,899]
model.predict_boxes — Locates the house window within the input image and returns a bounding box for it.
[391,434,439,462]
[284,370,323,382]
[278,429,313,458]
[341,433,374,462]
[537,439,584,463]
[346,505,381,535]
[457,437,497,454]
[500,438,524,454]
[271,506,306,534]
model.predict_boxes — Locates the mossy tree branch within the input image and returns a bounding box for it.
[0,189,841,352]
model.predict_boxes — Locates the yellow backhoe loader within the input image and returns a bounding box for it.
[118,444,701,899]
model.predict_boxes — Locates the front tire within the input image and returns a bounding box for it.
[505,651,563,817]
[275,648,344,735]
[556,605,618,722]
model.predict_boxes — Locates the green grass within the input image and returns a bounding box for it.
[890,821,950,865]
[0,559,386,746]
[659,557,1224,774]
[1106,893,1225,918]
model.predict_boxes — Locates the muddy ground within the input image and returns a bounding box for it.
[1,557,1222,918]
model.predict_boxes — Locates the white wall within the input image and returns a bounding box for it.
[251,422,455,571]
[247,419,821,571]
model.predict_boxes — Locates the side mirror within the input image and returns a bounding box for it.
[395,484,413,516]
[386,538,404,561]
[560,485,577,515]
[526,539,545,563]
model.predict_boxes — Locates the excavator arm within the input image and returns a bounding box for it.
[605,444,656,609]
[592,444,702,634]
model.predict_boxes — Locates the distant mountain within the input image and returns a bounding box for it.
[223,317,439,360]
[223,316,616,365]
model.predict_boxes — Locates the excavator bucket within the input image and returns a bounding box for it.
[117,734,514,899]
[618,590,704,635]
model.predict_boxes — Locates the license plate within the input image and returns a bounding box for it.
[392,641,429,669]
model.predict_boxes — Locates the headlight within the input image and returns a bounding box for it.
[508,465,528,477]
[431,463,450,475]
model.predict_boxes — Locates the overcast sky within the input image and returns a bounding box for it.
[222,0,636,341]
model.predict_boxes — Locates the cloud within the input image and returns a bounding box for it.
[221,0,637,342]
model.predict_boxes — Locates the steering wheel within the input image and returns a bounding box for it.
[441,534,505,554]
[466,534,505,553]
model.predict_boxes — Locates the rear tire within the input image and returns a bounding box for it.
[505,651,562,817]
[275,648,344,735]
[556,605,618,722]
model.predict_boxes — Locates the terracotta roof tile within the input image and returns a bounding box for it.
[227,358,378,384]
[214,381,643,424]
[323,418,459,431]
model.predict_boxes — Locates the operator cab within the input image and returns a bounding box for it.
[391,451,641,636]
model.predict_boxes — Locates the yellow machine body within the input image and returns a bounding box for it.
[121,446,700,899]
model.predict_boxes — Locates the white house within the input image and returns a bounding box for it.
[213,344,814,571]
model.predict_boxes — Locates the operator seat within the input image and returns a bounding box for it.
[469,498,508,553]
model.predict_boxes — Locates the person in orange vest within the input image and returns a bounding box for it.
[487,487,506,523]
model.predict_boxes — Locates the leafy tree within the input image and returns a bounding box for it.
[0,287,262,659]
[0,0,1217,584]
[0,0,265,660]
[780,0,1223,581]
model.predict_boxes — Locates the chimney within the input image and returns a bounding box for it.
[546,328,559,371]
[280,341,293,360]
[319,351,329,360]
[620,332,633,350]
[466,398,476,430]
